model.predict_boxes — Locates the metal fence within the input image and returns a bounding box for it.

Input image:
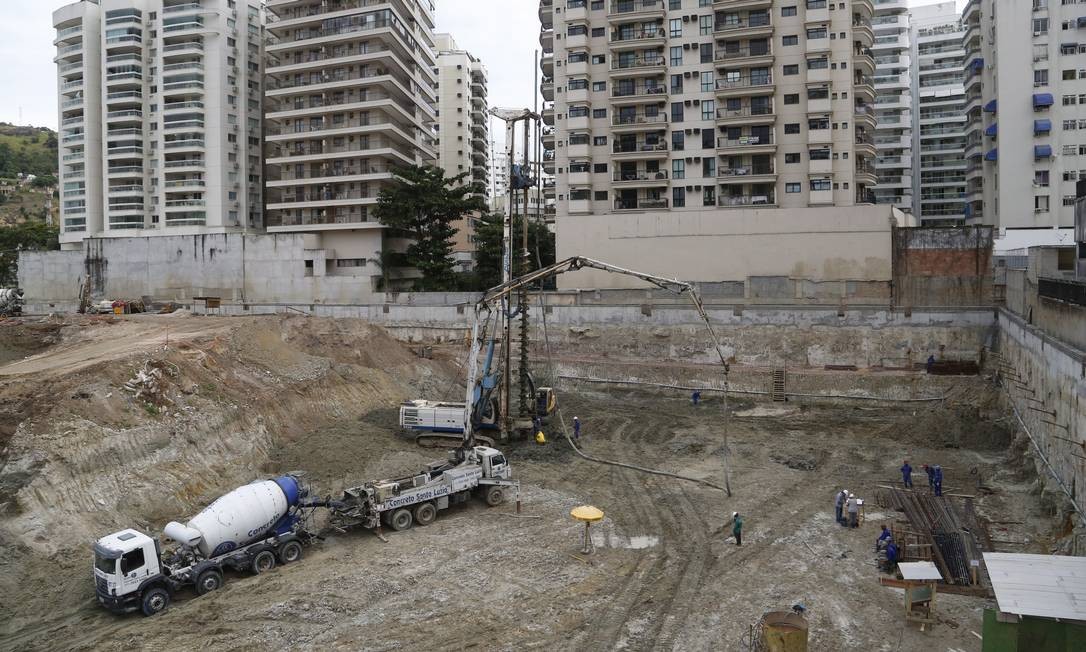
[1038,277,1086,306]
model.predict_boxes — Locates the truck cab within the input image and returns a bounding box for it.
[475,446,511,480]
[94,529,164,613]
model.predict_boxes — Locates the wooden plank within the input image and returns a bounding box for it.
[879,577,993,598]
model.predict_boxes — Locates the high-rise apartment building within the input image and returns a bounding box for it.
[911,2,967,226]
[263,0,438,279]
[871,0,911,212]
[434,33,489,196]
[53,0,265,250]
[963,0,1085,232]
[538,0,878,217]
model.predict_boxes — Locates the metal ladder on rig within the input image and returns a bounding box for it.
[770,369,786,402]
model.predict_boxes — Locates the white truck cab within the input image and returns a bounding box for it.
[475,446,511,480]
[94,529,165,614]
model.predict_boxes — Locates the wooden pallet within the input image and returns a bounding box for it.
[770,369,786,402]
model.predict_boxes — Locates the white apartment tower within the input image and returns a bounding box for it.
[911,2,967,226]
[870,0,911,212]
[434,33,489,197]
[963,0,1085,232]
[52,0,265,250]
[263,0,439,279]
[538,0,879,217]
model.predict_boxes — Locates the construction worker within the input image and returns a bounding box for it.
[923,464,934,493]
[847,493,859,528]
[926,354,936,373]
[901,460,913,489]
[876,525,893,552]
[691,390,701,406]
[933,465,943,497]
[731,511,743,546]
[573,416,581,441]
[883,541,899,573]
[535,429,546,445]
[835,488,848,525]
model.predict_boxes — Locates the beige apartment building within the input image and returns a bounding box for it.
[538,0,878,217]
[434,33,489,195]
[263,0,439,282]
[963,0,1086,233]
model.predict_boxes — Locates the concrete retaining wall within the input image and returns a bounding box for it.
[998,309,1086,521]
[892,226,995,308]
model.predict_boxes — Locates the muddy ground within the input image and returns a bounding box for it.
[0,314,1059,651]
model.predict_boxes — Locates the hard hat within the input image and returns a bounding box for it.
[732,511,738,518]
[849,492,855,497]
[574,416,579,420]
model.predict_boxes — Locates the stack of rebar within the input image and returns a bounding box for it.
[882,487,991,585]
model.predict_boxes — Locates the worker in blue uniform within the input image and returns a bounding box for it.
[901,460,913,489]
[572,416,581,441]
[933,465,943,497]
[883,541,899,573]
[876,525,893,552]
[691,390,701,406]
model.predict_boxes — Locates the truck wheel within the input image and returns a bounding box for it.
[414,502,437,526]
[195,569,223,595]
[141,587,170,616]
[484,486,505,507]
[251,550,276,575]
[390,508,413,531]
[277,540,303,564]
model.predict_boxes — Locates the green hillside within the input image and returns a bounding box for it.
[0,124,59,227]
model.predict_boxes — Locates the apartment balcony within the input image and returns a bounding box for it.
[267,139,416,166]
[613,169,669,186]
[805,2,830,23]
[715,75,774,98]
[610,82,667,105]
[539,29,553,52]
[855,164,877,185]
[541,127,555,148]
[717,192,776,208]
[108,184,145,196]
[54,43,84,62]
[716,105,775,126]
[717,133,775,154]
[807,128,832,146]
[609,27,665,51]
[714,45,774,68]
[541,54,553,77]
[542,106,554,126]
[853,75,876,101]
[854,104,877,130]
[805,36,832,55]
[853,49,876,76]
[541,78,554,101]
[54,23,82,45]
[855,134,877,156]
[565,0,589,21]
[107,165,144,177]
[567,168,592,186]
[611,139,668,160]
[539,0,553,23]
[266,164,395,188]
[267,191,377,211]
[807,67,831,84]
[163,179,206,191]
[611,112,667,133]
[717,163,775,185]
[162,40,204,59]
[106,146,145,159]
[714,16,773,40]
[809,157,833,174]
[607,0,665,22]
[610,55,666,77]
[613,197,668,211]
[853,20,875,47]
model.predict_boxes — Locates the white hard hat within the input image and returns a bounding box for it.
[732,511,739,517]
[574,416,579,420]
[849,492,855,497]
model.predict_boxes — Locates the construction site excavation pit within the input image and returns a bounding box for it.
[0,314,1063,651]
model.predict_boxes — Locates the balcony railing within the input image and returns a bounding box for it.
[611,28,664,42]
[613,170,669,182]
[718,165,775,177]
[717,134,774,148]
[614,198,668,210]
[714,17,772,33]
[611,56,666,70]
[718,194,775,207]
[162,42,204,54]
[715,75,773,90]
[612,84,667,98]
[716,106,774,119]
[612,113,667,126]
[715,46,772,61]
[612,141,668,153]
[608,0,664,15]
[163,2,203,13]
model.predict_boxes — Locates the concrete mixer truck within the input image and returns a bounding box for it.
[93,475,322,616]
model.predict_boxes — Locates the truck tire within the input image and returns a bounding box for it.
[414,502,437,526]
[390,508,413,531]
[195,569,223,596]
[141,587,170,616]
[251,550,276,575]
[484,486,505,507]
[277,540,303,564]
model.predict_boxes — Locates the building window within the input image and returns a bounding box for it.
[782,6,797,17]
[594,163,608,173]
[671,102,684,122]
[1033,18,1048,34]
[786,182,801,193]
[700,15,713,36]
[700,43,713,64]
[673,187,686,207]
[592,81,606,91]
[593,136,607,146]
[806,27,828,40]
[672,131,685,151]
[670,18,682,38]
[810,179,831,191]
[701,100,715,120]
[594,191,608,201]
[593,108,607,118]
[703,157,716,177]
[669,0,681,8]
[784,93,799,105]
[701,71,714,92]
[671,74,683,94]
[702,129,715,148]
[785,152,801,163]
[591,27,605,37]
[336,258,366,268]
[783,35,798,46]
[670,46,683,66]
[1035,69,1049,86]
[785,123,801,134]
[591,54,606,64]
[784,64,799,75]
[569,106,588,117]
[673,159,685,179]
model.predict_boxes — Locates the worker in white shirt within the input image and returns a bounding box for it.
[847,493,860,529]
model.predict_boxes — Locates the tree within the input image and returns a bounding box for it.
[472,212,556,291]
[0,220,59,286]
[32,175,57,188]
[373,165,485,291]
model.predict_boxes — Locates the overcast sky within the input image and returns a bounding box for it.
[2,0,965,131]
